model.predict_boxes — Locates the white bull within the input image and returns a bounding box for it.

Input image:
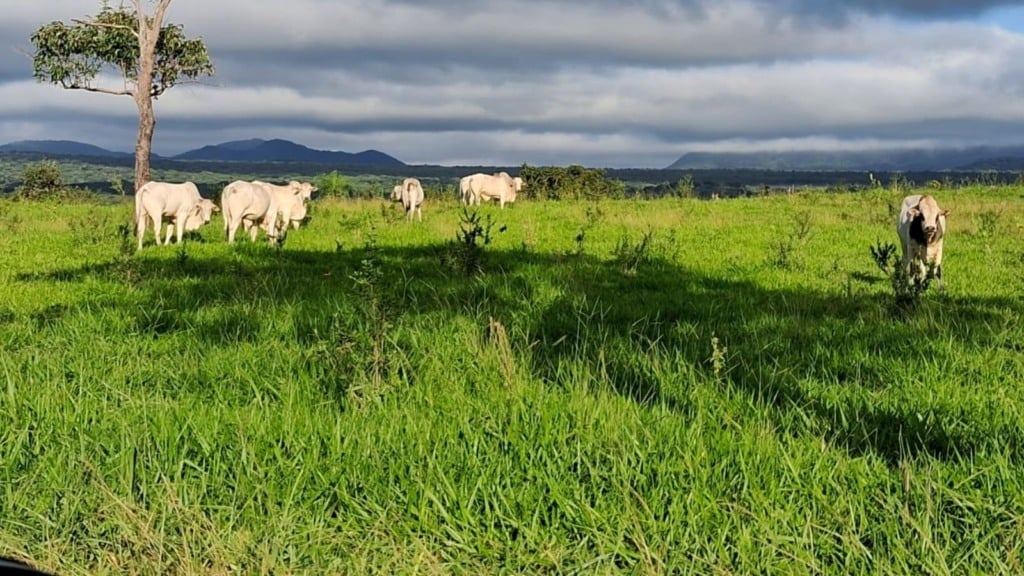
[897,194,949,284]
[396,177,424,221]
[134,180,219,250]
[464,172,520,208]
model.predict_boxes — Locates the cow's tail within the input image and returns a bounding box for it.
[132,183,147,236]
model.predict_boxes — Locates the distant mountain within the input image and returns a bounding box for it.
[0,140,131,158]
[173,138,405,166]
[665,146,1024,171]
[956,155,1024,171]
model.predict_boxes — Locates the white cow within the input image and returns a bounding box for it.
[134,181,219,250]
[500,172,524,199]
[252,180,317,238]
[464,172,519,208]
[395,177,424,221]
[221,180,316,244]
[897,194,949,284]
[221,180,275,243]
[459,175,473,204]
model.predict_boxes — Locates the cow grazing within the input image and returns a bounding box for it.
[134,180,218,250]
[897,194,949,284]
[221,180,316,244]
[395,177,424,221]
[253,180,317,238]
[463,172,519,208]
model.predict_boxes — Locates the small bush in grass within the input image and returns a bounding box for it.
[14,160,67,201]
[869,240,938,310]
[441,208,497,275]
[675,174,695,199]
[768,212,814,270]
[348,231,395,398]
[613,230,654,276]
[891,260,939,309]
[870,240,897,275]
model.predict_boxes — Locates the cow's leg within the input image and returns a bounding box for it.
[151,214,163,245]
[272,210,288,244]
[137,212,147,250]
[265,212,279,245]
[227,217,238,243]
[174,212,186,245]
[164,224,174,245]
[244,219,258,242]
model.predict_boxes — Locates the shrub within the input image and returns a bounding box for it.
[313,170,350,198]
[441,208,498,275]
[15,160,67,201]
[870,240,897,275]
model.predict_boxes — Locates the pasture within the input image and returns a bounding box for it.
[1,185,1023,574]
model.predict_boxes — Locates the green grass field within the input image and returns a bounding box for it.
[1,186,1023,574]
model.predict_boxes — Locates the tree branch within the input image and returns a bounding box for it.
[152,0,174,30]
[12,45,33,61]
[71,18,139,39]
[59,81,134,96]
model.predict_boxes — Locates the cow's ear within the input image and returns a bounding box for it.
[191,204,203,216]
[212,204,221,213]
[940,209,950,216]
[909,207,920,218]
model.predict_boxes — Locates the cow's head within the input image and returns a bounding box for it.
[184,199,219,231]
[511,177,524,201]
[909,195,949,244]
[281,188,309,227]
[288,180,317,201]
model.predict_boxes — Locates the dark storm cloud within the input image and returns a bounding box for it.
[2,0,1024,167]
[822,0,1023,17]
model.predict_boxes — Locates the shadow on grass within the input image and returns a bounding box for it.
[14,239,1024,465]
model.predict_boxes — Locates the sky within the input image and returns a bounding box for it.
[2,0,1024,168]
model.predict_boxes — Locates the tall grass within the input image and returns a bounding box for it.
[1,186,1023,574]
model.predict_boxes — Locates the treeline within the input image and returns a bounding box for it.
[4,152,1023,200]
[518,165,626,199]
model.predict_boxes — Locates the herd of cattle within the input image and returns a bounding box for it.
[132,175,948,286]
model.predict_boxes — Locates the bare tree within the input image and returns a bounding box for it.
[30,0,214,191]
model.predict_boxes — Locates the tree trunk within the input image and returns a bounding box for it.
[134,93,155,192]
[131,0,168,193]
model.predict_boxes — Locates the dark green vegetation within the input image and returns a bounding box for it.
[1,183,1022,574]
[7,152,1022,202]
